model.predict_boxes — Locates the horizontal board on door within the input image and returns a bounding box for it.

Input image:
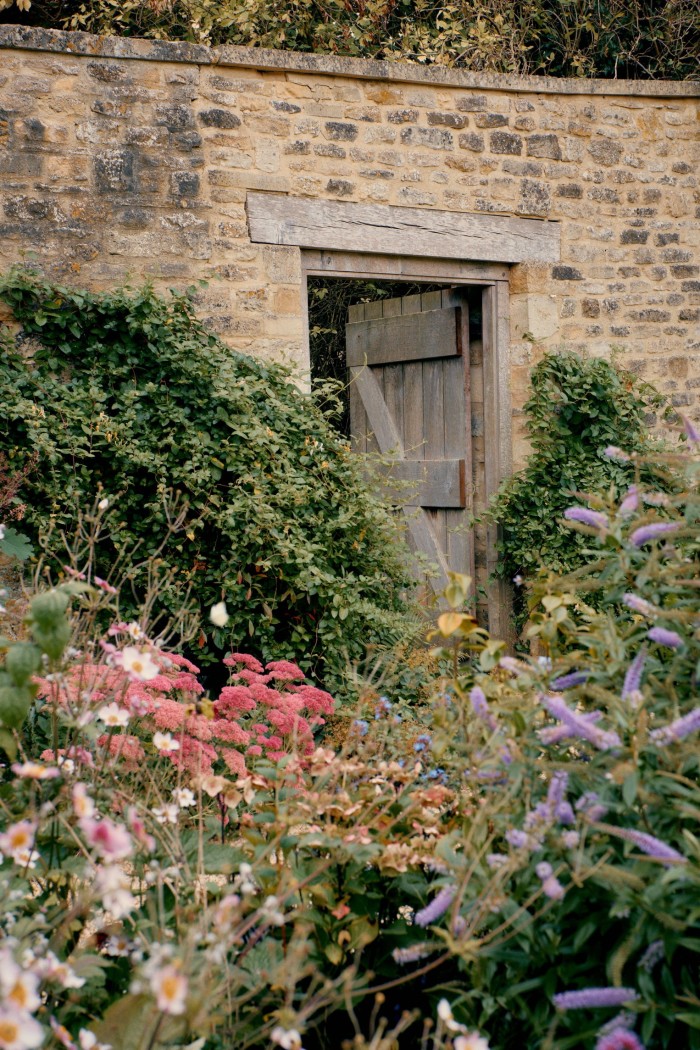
[346,307,462,366]
[363,457,466,508]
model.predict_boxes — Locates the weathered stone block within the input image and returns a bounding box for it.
[199,108,241,129]
[400,126,454,150]
[324,121,358,141]
[427,111,468,129]
[458,132,484,152]
[490,131,522,155]
[526,133,562,160]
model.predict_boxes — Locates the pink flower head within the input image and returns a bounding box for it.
[94,577,118,594]
[265,659,304,681]
[126,807,156,852]
[81,816,133,861]
[595,1028,644,1050]
[224,652,264,673]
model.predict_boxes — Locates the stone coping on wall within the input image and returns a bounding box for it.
[1,23,699,98]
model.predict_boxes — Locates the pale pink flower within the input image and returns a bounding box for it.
[172,788,196,808]
[270,1028,304,1049]
[116,646,159,682]
[81,817,133,861]
[72,783,95,820]
[93,865,136,919]
[0,820,37,861]
[94,577,118,594]
[11,761,60,780]
[152,731,180,753]
[4,969,41,1013]
[150,965,188,1015]
[454,1036,490,1050]
[0,1010,45,1050]
[152,804,179,825]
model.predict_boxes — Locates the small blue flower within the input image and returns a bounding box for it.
[414,733,431,753]
[352,719,369,737]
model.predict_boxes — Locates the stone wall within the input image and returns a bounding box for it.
[0,26,698,466]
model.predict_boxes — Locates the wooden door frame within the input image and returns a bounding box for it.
[301,249,512,642]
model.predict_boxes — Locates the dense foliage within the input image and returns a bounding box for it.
[490,351,668,626]
[0,431,698,1049]
[0,269,416,689]
[1,0,698,79]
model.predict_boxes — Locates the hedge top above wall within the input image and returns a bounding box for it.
[1,24,698,99]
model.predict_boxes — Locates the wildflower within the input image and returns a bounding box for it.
[0,1008,46,1050]
[505,829,531,850]
[486,853,509,869]
[561,830,580,849]
[454,1036,490,1050]
[437,1000,466,1033]
[81,817,133,861]
[618,486,638,516]
[260,895,285,926]
[72,783,95,820]
[413,733,431,753]
[622,593,657,618]
[152,804,180,825]
[629,522,679,547]
[5,970,41,1013]
[599,824,686,864]
[199,774,228,796]
[604,446,630,461]
[470,686,498,731]
[564,507,609,530]
[553,988,638,1010]
[414,886,456,927]
[681,415,700,443]
[11,761,60,780]
[150,965,188,1015]
[622,649,646,699]
[647,626,683,649]
[576,792,608,822]
[50,1019,77,1050]
[79,1031,111,1050]
[104,934,133,957]
[153,731,180,753]
[541,694,621,751]
[541,875,565,899]
[117,645,159,682]
[550,671,588,690]
[392,944,433,964]
[98,497,110,510]
[0,821,37,863]
[94,577,117,594]
[351,719,369,737]
[210,602,229,628]
[270,1028,303,1050]
[595,1028,644,1050]
[96,703,130,728]
[44,957,85,989]
[172,788,196,808]
[94,865,135,918]
[650,707,700,745]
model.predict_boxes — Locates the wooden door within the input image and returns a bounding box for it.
[346,288,473,597]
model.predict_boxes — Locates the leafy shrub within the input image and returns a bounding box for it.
[490,350,668,628]
[428,431,700,1048]
[3,0,698,80]
[0,268,416,690]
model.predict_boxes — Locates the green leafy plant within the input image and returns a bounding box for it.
[490,350,669,630]
[5,0,698,79]
[0,268,416,691]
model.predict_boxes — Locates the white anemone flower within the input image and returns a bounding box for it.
[209,602,229,627]
[0,1007,44,1050]
[153,732,180,753]
[270,1028,304,1050]
[96,703,130,728]
[118,646,159,682]
[454,1036,490,1050]
[149,966,188,1016]
[437,999,467,1034]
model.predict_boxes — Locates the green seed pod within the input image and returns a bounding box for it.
[4,643,43,686]
[0,685,34,729]
[29,590,70,629]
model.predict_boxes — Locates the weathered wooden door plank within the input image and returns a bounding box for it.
[346,306,461,366]
[364,458,465,508]
[247,192,561,263]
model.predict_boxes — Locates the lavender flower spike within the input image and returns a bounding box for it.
[551,671,589,690]
[600,824,686,864]
[604,446,631,461]
[647,626,684,650]
[553,988,638,1011]
[650,707,700,745]
[629,522,680,547]
[414,885,456,927]
[564,507,609,530]
[470,686,499,732]
[622,648,646,699]
[547,770,569,808]
[541,694,622,752]
[622,593,657,618]
[619,485,638,517]
[681,414,700,443]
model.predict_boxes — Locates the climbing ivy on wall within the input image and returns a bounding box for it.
[0,269,417,689]
[490,350,670,625]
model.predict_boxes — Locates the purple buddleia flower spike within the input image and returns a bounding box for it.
[541,694,621,751]
[539,710,601,745]
[681,415,700,443]
[595,1027,645,1050]
[622,648,646,699]
[650,707,700,745]
[551,670,589,690]
[414,885,456,927]
[553,988,638,1011]
[604,446,631,462]
[622,593,657,617]
[547,771,568,808]
[555,801,575,824]
[619,485,639,516]
[470,686,499,732]
[601,825,686,864]
[564,507,609,530]
[647,626,683,649]
[629,522,680,547]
